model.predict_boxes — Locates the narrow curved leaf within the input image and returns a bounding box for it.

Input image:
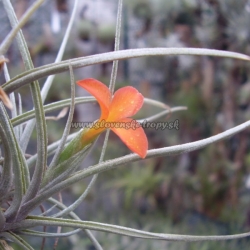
[11,97,95,127]
[3,48,250,94]
[19,119,250,217]
[0,124,13,200]
[5,216,250,242]
[3,0,47,205]
[0,232,34,250]
[49,64,76,169]
[0,103,27,220]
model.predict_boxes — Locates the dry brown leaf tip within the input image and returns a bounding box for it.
[0,87,13,110]
[0,56,9,73]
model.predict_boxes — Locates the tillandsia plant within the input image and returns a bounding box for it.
[0,0,250,249]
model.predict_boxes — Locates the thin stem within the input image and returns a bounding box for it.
[109,0,123,93]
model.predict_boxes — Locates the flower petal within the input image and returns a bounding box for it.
[77,78,111,120]
[108,86,144,121]
[111,118,148,158]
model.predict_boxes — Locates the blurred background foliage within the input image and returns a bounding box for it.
[1,0,250,248]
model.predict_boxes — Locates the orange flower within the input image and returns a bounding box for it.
[77,78,148,158]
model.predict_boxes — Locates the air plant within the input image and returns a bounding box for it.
[0,0,250,249]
